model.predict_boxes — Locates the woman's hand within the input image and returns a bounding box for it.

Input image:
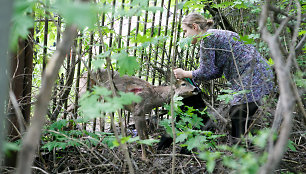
[173,68,193,79]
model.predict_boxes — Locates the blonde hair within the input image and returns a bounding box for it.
[182,13,214,31]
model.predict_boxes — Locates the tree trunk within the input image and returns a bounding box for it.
[5,28,34,167]
[0,0,14,164]
[15,25,78,174]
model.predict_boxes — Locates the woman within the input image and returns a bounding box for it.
[174,13,274,139]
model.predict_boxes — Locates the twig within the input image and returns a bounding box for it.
[258,0,300,173]
[31,166,50,174]
[15,25,78,174]
[202,99,228,124]
[170,1,179,173]
[58,164,114,174]
[95,7,135,173]
[153,153,192,158]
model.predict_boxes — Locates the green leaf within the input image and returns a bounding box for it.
[92,59,106,71]
[127,136,140,143]
[267,58,274,66]
[102,135,116,148]
[287,140,297,152]
[138,138,159,145]
[113,51,139,76]
[100,102,122,113]
[118,92,142,105]
[79,93,102,118]
[199,151,220,173]
[176,132,189,143]
[112,139,120,147]
[67,140,81,147]
[55,0,98,29]
[10,0,34,49]
[93,86,112,96]
[252,129,270,148]
[206,159,216,173]
[185,135,206,151]
[222,156,238,169]
[177,1,186,9]
[233,35,254,45]
[3,142,20,155]
[177,37,193,49]
[49,120,68,130]
[159,119,173,137]
[42,141,68,151]
[298,30,306,36]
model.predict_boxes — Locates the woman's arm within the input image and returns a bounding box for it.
[173,68,193,79]
[192,38,223,81]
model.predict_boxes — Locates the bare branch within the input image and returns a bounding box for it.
[286,0,302,70]
[258,1,299,173]
[268,4,306,23]
[9,90,27,134]
[274,17,290,37]
[295,34,306,55]
[15,25,78,174]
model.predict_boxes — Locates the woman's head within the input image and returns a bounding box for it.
[182,13,214,43]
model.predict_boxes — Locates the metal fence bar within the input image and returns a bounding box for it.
[152,0,165,85]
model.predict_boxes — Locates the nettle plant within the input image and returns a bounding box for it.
[199,129,274,173]
[160,96,224,153]
[160,97,278,173]
[41,119,116,152]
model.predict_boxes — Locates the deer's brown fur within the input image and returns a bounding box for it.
[80,69,198,160]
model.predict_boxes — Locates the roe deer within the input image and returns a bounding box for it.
[79,69,199,160]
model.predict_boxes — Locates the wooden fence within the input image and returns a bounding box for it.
[29,0,228,131]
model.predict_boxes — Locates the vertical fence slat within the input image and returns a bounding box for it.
[99,8,106,132]
[138,1,149,78]
[43,14,48,71]
[167,1,177,70]
[145,0,157,81]
[152,0,164,85]
[134,15,140,57]
[74,33,82,121]
[99,5,106,55]
[53,15,61,113]
[118,0,125,49]
[126,0,132,52]
[109,0,116,49]
[174,9,183,67]
[159,0,172,84]
[83,32,94,130]
[33,0,228,131]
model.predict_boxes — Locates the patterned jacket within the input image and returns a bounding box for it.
[192,29,274,105]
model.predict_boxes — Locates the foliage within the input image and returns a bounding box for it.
[113,136,159,147]
[2,141,20,156]
[41,119,116,151]
[159,97,300,173]
[217,89,250,104]
[78,86,142,119]
[10,0,34,49]
[9,0,305,172]
[112,51,139,76]
[160,97,224,153]
[199,130,271,173]
[54,0,98,29]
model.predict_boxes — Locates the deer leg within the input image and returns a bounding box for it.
[143,126,155,154]
[134,115,148,161]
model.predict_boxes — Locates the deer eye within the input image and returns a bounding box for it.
[181,83,187,86]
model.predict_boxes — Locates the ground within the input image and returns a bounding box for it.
[1,108,305,174]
